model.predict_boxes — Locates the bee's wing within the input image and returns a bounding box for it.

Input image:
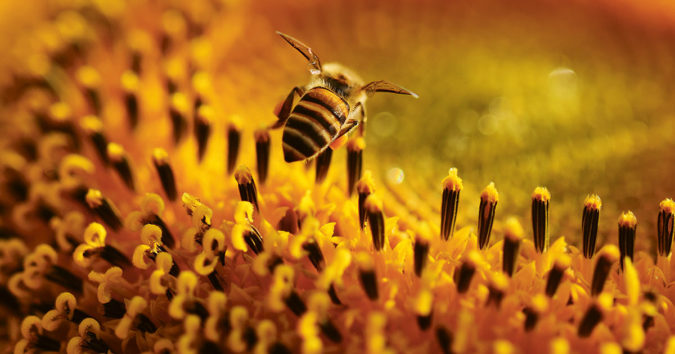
[362,80,418,98]
[276,31,322,73]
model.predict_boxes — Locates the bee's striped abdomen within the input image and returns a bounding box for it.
[283,87,350,162]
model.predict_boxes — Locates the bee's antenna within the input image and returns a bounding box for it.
[362,80,418,98]
[276,31,322,74]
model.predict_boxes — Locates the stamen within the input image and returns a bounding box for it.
[531,186,550,253]
[44,102,80,149]
[414,289,433,330]
[302,239,325,271]
[455,251,480,294]
[435,326,453,354]
[591,245,619,296]
[478,182,498,249]
[307,292,342,343]
[486,272,509,308]
[75,224,131,269]
[75,318,109,353]
[319,319,342,343]
[502,217,524,277]
[244,228,264,255]
[121,70,140,129]
[195,104,214,162]
[115,296,156,338]
[642,290,657,330]
[234,166,260,212]
[277,208,299,234]
[86,189,123,231]
[107,143,135,191]
[80,116,109,165]
[582,194,602,258]
[282,290,306,317]
[17,316,61,352]
[356,171,375,230]
[578,293,612,337]
[139,194,176,248]
[152,148,178,201]
[315,148,333,184]
[254,129,271,185]
[414,228,431,277]
[346,138,365,196]
[328,284,341,305]
[169,93,189,144]
[523,294,548,331]
[227,122,241,174]
[76,66,102,114]
[618,211,637,271]
[357,252,378,300]
[657,198,675,257]
[365,194,385,251]
[545,255,570,297]
[440,168,462,241]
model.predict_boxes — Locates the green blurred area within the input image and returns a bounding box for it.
[241,0,675,249]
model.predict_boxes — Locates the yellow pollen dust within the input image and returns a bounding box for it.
[356,170,376,194]
[532,186,551,202]
[348,137,366,151]
[49,102,72,122]
[598,244,621,263]
[553,254,571,269]
[85,189,104,207]
[489,272,509,291]
[364,194,383,213]
[529,293,549,314]
[80,115,103,134]
[660,198,675,215]
[171,92,190,114]
[618,211,638,228]
[121,70,139,92]
[75,66,101,88]
[106,143,126,162]
[197,105,215,123]
[442,167,463,191]
[584,194,602,210]
[234,166,254,184]
[503,217,524,241]
[152,148,170,164]
[481,182,499,203]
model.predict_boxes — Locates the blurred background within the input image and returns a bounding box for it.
[3,0,675,252]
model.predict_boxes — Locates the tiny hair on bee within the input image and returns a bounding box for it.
[271,31,417,163]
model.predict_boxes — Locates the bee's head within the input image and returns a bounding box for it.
[320,63,365,100]
[276,32,416,101]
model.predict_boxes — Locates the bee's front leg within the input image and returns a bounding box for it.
[269,86,304,129]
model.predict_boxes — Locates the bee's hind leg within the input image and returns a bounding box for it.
[269,86,304,129]
[329,103,365,150]
[354,102,367,137]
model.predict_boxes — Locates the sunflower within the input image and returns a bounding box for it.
[2,0,675,353]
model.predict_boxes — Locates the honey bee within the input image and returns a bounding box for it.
[271,31,417,162]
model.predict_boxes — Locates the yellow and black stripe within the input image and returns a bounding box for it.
[282,87,350,162]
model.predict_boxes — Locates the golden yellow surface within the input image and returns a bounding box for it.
[3,0,675,352]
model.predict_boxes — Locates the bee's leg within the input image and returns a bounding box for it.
[354,102,367,137]
[329,104,364,150]
[269,86,304,129]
